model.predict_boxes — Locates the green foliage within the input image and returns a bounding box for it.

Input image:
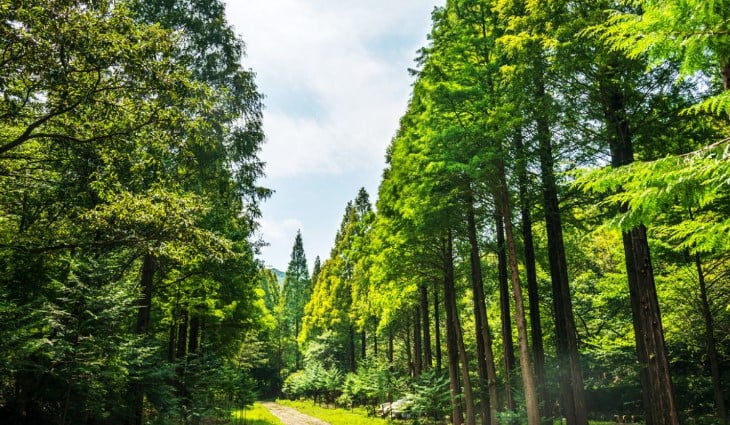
[339,359,393,410]
[282,362,344,405]
[402,369,451,424]
[575,141,730,255]
[0,0,268,423]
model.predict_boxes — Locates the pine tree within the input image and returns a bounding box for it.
[282,230,310,370]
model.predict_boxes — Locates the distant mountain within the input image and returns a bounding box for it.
[270,268,286,286]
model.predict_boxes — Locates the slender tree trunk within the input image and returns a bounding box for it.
[388,328,394,364]
[434,281,443,372]
[600,67,679,425]
[444,235,465,425]
[421,284,433,369]
[349,325,356,372]
[414,307,423,377]
[135,254,156,335]
[130,253,155,425]
[684,206,728,423]
[361,330,367,360]
[177,309,188,358]
[496,158,541,425]
[374,328,379,358]
[496,212,515,410]
[405,321,414,378]
[454,289,477,425]
[168,319,177,362]
[534,69,587,425]
[515,131,548,418]
[175,308,189,409]
[721,60,730,90]
[695,252,727,423]
[188,313,200,355]
[466,192,499,425]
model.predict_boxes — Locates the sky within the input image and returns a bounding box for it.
[225,0,443,271]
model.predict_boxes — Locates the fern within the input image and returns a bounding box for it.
[684,91,730,117]
[574,139,730,255]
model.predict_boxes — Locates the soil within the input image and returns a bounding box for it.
[261,402,331,425]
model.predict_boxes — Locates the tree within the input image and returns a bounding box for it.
[282,230,310,370]
[0,0,269,423]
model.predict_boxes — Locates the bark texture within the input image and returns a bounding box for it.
[467,193,499,425]
[444,235,464,425]
[496,159,541,425]
[496,212,515,410]
[600,64,679,425]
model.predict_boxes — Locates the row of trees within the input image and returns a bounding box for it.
[286,1,729,425]
[0,1,271,424]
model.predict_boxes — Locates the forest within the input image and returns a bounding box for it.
[1,0,729,425]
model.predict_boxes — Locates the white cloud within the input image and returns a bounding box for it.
[259,217,303,243]
[257,217,303,268]
[226,0,438,178]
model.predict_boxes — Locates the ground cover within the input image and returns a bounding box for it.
[231,402,285,425]
[278,399,399,425]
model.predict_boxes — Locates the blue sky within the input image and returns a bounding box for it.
[225,0,443,271]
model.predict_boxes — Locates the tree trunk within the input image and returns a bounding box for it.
[388,328,394,364]
[349,325,356,372]
[188,313,200,355]
[496,158,541,425]
[466,192,499,425]
[405,321,414,378]
[515,131,548,418]
[130,253,156,425]
[175,307,189,412]
[695,252,727,423]
[177,309,188,359]
[454,284,477,425]
[414,307,423,377]
[600,66,679,425]
[374,328,379,358]
[421,284,433,370]
[444,235,465,425]
[535,69,587,425]
[685,205,727,423]
[361,330,367,360]
[168,318,177,362]
[435,280,443,372]
[496,212,515,410]
[721,60,730,91]
[135,254,156,334]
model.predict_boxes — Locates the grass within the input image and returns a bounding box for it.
[230,402,284,425]
[278,399,399,425]
[274,401,627,425]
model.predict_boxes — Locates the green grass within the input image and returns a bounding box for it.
[278,399,398,425]
[231,402,284,425]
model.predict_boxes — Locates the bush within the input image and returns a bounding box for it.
[339,358,392,413]
[403,369,451,424]
[282,362,344,404]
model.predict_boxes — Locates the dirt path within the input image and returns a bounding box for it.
[261,402,331,425]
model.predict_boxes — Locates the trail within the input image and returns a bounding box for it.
[261,402,331,425]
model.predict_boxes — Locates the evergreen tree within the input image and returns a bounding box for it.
[282,230,310,370]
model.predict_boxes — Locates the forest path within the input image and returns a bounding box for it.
[261,402,331,425]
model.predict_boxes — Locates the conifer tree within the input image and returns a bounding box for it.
[282,230,310,370]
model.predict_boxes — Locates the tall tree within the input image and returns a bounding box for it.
[282,230,310,370]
